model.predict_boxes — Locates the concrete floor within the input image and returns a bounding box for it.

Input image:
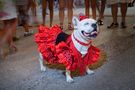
[0,7,135,90]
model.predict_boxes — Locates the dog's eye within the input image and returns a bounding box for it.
[92,23,97,28]
[84,22,89,26]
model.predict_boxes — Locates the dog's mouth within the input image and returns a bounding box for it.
[81,31,97,38]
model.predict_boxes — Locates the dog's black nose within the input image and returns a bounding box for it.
[93,29,97,32]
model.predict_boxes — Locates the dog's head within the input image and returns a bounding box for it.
[72,15,99,40]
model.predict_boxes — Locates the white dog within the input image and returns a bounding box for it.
[35,16,100,83]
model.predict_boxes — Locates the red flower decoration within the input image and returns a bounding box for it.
[79,15,88,21]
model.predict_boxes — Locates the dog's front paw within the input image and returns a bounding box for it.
[66,76,74,83]
[40,66,46,72]
[86,69,94,75]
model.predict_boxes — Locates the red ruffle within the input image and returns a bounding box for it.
[55,42,77,71]
[35,25,62,64]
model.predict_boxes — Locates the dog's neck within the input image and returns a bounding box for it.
[71,30,91,57]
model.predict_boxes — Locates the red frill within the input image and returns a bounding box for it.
[35,25,62,63]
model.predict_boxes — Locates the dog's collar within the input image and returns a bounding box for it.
[73,34,91,46]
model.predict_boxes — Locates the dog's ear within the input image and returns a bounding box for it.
[72,16,79,30]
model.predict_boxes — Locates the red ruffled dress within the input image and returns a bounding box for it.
[35,25,100,75]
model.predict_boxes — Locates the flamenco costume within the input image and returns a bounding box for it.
[35,25,100,75]
[35,16,100,75]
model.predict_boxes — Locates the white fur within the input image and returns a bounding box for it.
[71,32,90,55]
[86,67,94,75]
[39,53,46,72]
[38,16,98,83]
[72,16,99,56]
[66,69,74,83]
